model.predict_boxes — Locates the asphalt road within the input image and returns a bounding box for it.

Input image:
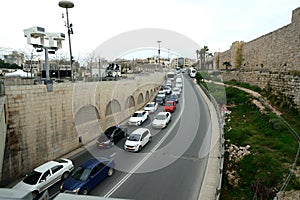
[49,73,212,200]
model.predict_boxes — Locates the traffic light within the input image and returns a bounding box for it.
[71,56,75,64]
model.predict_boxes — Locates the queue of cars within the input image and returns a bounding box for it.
[12,72,183,197]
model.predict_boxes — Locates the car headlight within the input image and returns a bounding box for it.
[104,140,111,144]
[72,188,80,193]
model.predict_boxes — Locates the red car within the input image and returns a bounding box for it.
[163,101,176,113]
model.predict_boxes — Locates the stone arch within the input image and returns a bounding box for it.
[145,91,150,102]
[150,89,154,97]
[74,105,100,125]
[125,95,135,109]
[105,99,121,116]
[137,93,144,105]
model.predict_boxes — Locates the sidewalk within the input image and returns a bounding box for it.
[195,80,223,200]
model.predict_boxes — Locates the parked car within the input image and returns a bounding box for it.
[163,100,177,113]
[60,157,115,195]
[171,87,181,97]
[124,128,152,152]
[143,102,158,113]
[128,110,149,126]
[169,94,179,103]
[155,96,165,105]
[96,126,127,148]
[13,158,74,199]
[152,112,172,129]
[157,90,166,99]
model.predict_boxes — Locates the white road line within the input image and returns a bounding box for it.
[104,77,186,198]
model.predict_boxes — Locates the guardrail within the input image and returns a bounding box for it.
[198,83,225,200]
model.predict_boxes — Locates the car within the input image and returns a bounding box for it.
[155,96,165,105]
[163,100,177,113]
[165,80,172,87]
[143,102,158,113]
[171,87,181,97]
[162,85,172,95]
[169,94,179,103]
[157,90,166,99]
[152,112,172,129]
[60,157,115,195]
[96,126,127,148]
[13,158,74,199]
[128,110,149,126]
[124,128,152,152]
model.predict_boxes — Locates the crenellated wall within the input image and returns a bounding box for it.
[0,72,165,185]
[215,7,300,109]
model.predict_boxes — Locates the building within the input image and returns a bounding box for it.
[3,51,24,66]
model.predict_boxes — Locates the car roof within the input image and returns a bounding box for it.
[134,110,144,113]
[147,102,156,105]
[81,158,110,169]
[130,128,150,136]
[34,160,61,172]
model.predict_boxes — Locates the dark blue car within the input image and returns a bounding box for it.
[169,94,179,103]
[60,157,115,195]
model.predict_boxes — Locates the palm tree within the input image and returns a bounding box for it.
[196,49,200,69]
[222,61,232,71]
[199,46,209,70]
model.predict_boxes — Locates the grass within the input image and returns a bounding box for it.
[219,86,300,200]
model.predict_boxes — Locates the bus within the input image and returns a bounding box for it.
[166,71,176,81]
[188,67,196,78]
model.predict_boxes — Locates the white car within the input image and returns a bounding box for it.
[157,90,166,99]
[124,128,152,152]
[13,158,74,199]
[143,102,158,113]
[152,112,172,129]
[172,87,181,96]
[128,110,149,126]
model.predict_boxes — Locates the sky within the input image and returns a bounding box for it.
[0,0,299,62]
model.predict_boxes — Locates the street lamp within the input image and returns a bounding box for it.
[157,40,161,65]
[59,0,74,82]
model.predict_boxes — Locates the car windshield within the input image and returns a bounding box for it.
[155,115,166,120]
[132,112,142,117]
[170,95,177,98]
[23,170,42,185]
[146,104,154,108]
[165,103,173,106]
[71,167,91,181]
[173,88,179,92]
[128,134,141,141]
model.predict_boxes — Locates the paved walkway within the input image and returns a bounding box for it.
[194,80,223,200]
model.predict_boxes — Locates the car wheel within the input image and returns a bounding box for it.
[137,121,141,126]
[108,168,114,177]
[138,146,142,152]
[82,188,89,195]
[32,191,39,199]
[62,171,70,180]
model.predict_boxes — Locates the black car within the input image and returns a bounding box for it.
[155,96,165,105]
[96,126,127,148]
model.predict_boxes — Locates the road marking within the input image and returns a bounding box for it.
[104,77,186,198]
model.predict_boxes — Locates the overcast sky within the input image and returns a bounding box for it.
[1,0,299,61]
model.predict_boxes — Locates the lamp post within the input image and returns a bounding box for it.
[157,40,161,66]
[59,0,74,82]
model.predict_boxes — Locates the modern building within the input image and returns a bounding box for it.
[3,51,24,66]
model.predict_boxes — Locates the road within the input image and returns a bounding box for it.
[49,73,212,200]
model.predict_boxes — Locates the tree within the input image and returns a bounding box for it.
[19,48,41,78]
[199,46,209,70]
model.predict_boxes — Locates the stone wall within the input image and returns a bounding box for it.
[1,72,165,184]
[215,7,300,109]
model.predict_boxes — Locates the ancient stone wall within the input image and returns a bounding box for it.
[215,7,300,109]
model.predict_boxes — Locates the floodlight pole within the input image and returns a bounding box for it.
[59,1,74,82]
